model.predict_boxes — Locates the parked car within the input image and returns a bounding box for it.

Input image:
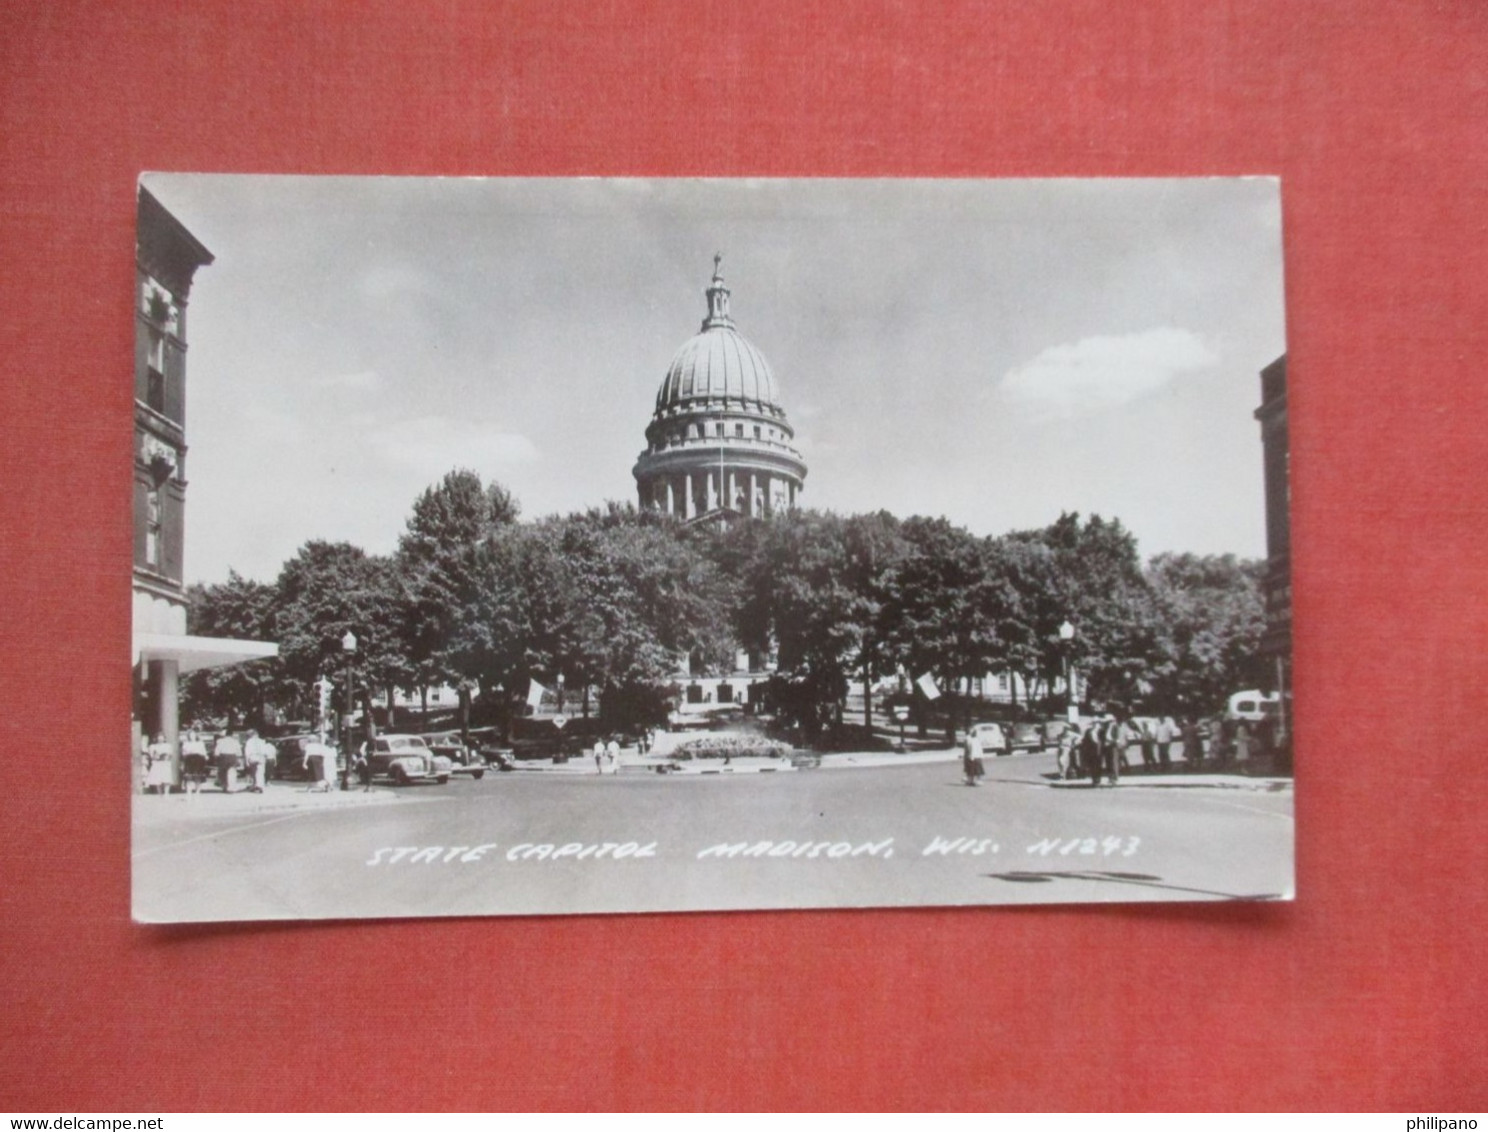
[269,733,323,781]
[426,735,486,779]
[967,721,1009,754]
[477,744,518,771]
[1225,690,1281,723]
[367,734,452,785]
[1007,721,1051,754]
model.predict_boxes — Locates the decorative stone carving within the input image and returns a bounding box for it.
[141,435,178,484]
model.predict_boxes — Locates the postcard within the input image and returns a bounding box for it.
[132,175,1292,922]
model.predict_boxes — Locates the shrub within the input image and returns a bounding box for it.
[674,734,793,760]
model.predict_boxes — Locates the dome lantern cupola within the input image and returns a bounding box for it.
[701,252,734,330]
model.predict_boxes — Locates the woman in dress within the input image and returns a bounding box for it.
[144,733,174,794]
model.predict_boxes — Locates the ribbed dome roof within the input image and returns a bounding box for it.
[656,326,780,412]
[653,259,785,415]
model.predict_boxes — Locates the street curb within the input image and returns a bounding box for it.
[1046,776,1292,792]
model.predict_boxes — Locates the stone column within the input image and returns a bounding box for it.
[685,473,695,519]
[761,472,772,517]
[665,478,675,516]
[150,659,180,790]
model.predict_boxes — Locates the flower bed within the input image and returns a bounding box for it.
[673,734,793,761]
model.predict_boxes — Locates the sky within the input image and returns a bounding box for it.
[141,175,1287,585]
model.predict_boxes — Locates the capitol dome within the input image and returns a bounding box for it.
[656,325,782,415]
[633,257,807,524]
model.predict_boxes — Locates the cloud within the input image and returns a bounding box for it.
[999,327,1218,419]
[369,416,539,478]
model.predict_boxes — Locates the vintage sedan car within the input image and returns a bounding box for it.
[426,735,486,780]
[966,722,1009,754]
[367,734,453,785]
[269,733,324,781]
[1007,721,1051,754]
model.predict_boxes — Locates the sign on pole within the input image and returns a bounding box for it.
[552,714,568,730]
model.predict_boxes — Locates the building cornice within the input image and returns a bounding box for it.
[135,402,186,446]
[633,447,808,484]
[134,570,187,603]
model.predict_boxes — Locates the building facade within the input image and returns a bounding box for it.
[1254,353,1291,728]
[132,186,277,787]
[633,257,807,523]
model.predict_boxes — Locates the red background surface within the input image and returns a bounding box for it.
[2,0,1485,1112]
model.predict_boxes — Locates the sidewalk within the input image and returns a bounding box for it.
[132,779,406,825]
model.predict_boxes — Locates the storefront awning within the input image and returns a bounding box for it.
[133,633,278,674]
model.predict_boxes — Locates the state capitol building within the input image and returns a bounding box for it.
[633,256,807,523]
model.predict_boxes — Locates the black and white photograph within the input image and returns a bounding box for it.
[131,175,1292,923]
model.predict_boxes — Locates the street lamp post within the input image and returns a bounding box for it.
[340,630,357,791]
[1059,620,1077,723]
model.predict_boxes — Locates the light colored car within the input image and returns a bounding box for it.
[1225,690,1281,723]
[967,722,1009,754]
[368,734,452,785]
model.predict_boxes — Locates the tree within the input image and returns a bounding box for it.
[1145,552,1267,714]
[727,511,902,739]
[549,507,733,727]
[986,535,1061,705]
[273,541,405,720]
[181,571,281,728]
[397,469,519,708]
[886,517,1010,741]
[455,506,733,735]
[1008,513,1158,711]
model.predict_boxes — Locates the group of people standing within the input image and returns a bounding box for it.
[592,736,623,775]
[139,729,286,795]
[1052,715,1277,785]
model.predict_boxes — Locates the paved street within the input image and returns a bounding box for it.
[132,751,1294,922]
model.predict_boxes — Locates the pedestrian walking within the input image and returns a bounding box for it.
[606,736,621,775]
[213,732,243,793]
[1156,716,1176,771]
[1179,717,1201,770]
[1080,723,1103,786]
[1057,723,1080,780]
[303,735,333,792]
[1218,717,1237,765]
[593,738,605,775]
[962,728,983,786]
[144,732,174,795]
[1138,718,1157,773]
[243,730,269,793]
[1102,719,1124,784]
[180,729,208,795]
